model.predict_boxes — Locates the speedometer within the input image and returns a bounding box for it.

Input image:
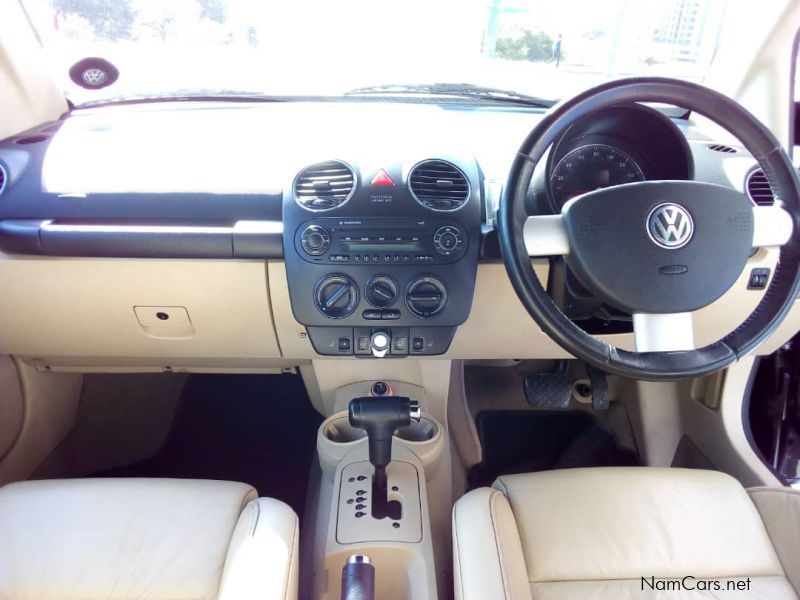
[550,143,645,207]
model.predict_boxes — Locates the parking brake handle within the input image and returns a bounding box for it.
[341,554,375,600]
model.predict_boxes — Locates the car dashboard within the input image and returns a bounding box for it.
[0,99,789,369]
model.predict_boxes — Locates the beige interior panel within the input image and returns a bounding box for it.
[0,255,281,367]
[0,253,793,370]
[0,2,67,140]
[0,356,24,462]
[447,261,572,359]
[268,260,317,359]
[0,360,82,485]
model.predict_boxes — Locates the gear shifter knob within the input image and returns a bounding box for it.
[348,396,420,473]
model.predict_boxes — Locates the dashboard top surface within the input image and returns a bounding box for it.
[0,99,754,228]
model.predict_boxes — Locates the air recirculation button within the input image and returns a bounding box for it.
[365,275,398,308]
[405,275,447,318]
[314,274,359,318]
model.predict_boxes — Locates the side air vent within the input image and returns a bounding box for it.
[707,143,737,153]
[15,135,48,145]
[0,165,6,195]
[293,160,356,211]
[408,159,470,211]
[746,169,775,206]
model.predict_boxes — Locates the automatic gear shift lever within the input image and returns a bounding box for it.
[348,396,420,519]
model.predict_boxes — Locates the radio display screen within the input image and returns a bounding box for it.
[341,240,422,253]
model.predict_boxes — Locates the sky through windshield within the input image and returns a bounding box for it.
[21,0,731,104]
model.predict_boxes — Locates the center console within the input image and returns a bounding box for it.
[314,386,444,599]
[282,157,481,356]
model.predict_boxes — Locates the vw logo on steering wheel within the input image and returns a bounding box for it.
[647,203,694,249]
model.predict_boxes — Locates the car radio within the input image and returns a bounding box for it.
[294,217,467,265]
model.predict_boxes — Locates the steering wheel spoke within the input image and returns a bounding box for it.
[632,312,694,352]
[524,215,569,256]
[752,204,793,247]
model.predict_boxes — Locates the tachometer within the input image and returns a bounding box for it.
[550,143,645,207]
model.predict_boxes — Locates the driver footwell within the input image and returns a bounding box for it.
[468,410,640,488]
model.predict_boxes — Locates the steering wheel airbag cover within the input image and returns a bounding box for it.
[562,180,754,313]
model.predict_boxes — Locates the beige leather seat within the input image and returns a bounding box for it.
[453,468,800,599]
[0,478,298,600]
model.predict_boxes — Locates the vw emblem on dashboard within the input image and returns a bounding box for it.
[646,203,694,249]
[81,68,108,87]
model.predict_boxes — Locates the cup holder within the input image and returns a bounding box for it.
[395,417,439,443]
[322,413,439,444]
[318,411,444,478]
[323,416,367,444]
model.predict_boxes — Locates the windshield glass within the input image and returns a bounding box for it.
[21,0,732,105]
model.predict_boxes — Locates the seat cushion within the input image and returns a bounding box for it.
[453,467,798,600]
[0,478,298,600]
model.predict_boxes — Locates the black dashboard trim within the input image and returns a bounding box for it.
[0,220,284,259]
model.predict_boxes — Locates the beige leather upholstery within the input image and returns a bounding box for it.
[453,468,800,599]
[748,486,800,594]
[0,478,298,600]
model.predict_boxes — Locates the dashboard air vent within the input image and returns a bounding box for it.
[0,165,6,195]
[746,169,775,206]
[707,143,737,153]
[15,135,48,145]
[408,160,469,211]
[293,160,356,210]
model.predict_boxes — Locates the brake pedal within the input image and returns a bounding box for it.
[524,363,571,409]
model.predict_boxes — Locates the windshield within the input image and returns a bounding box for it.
[21,0,733,105]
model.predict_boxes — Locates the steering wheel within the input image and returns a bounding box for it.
[498,78,800,380]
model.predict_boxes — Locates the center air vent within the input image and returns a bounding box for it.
[293,160,356,211]
[408,159,469,211]
[746,169,775,206]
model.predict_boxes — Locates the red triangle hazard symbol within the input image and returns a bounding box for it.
[371,169,395,186]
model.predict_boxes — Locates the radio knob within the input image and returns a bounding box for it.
[314,274,359,318]
[433,226,463,256]
[301,225,330,256]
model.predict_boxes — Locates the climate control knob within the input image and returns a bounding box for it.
[314,274,359,318]
[365,275,399,308]
[301,225,331,256]
[433,226,463,256]
[405,275,447,318]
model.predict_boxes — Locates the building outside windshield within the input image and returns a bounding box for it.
[21,0,737,105]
